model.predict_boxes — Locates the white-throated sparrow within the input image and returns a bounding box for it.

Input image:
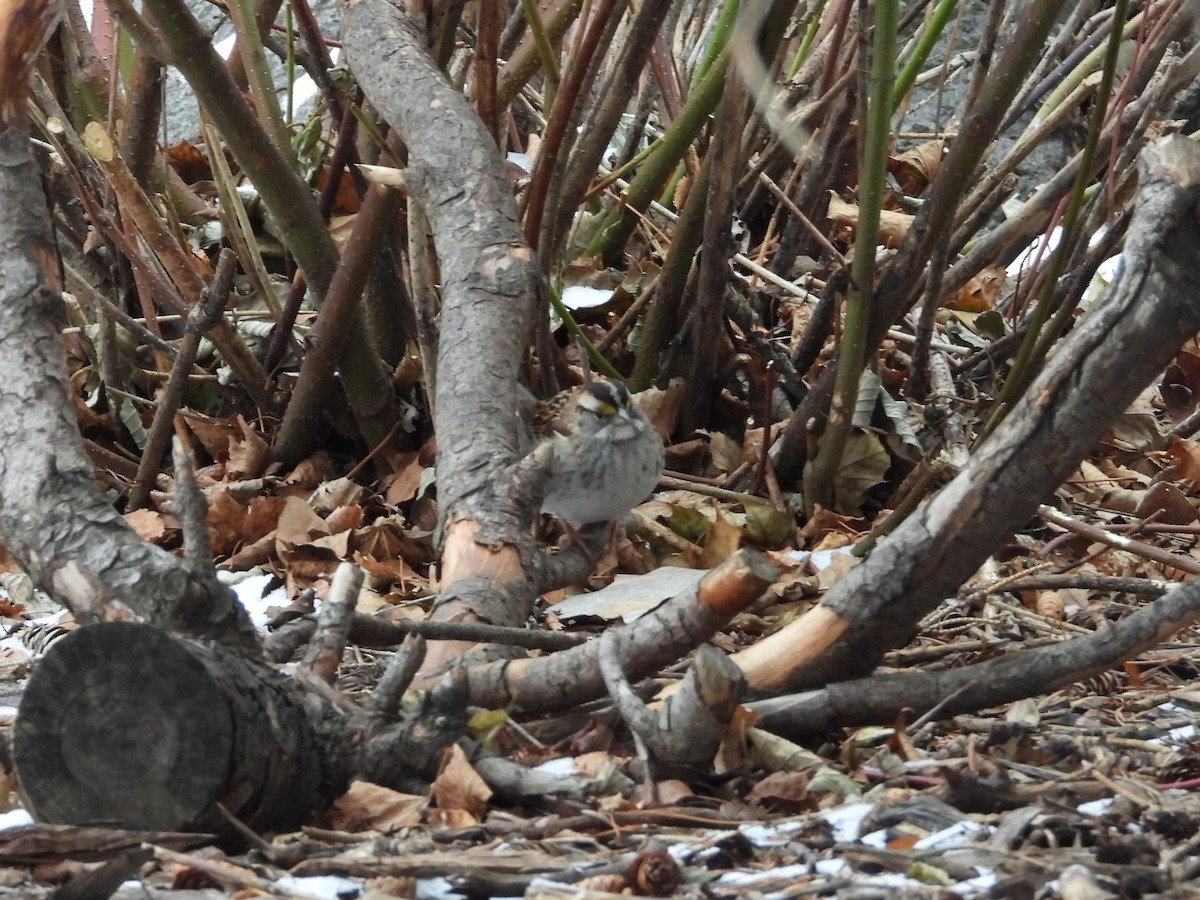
[533,379,664,525]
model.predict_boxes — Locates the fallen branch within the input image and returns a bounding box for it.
[467,549,778,712]
[749,571,1200,738]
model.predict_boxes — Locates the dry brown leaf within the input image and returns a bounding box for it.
[1165,435,1200,488]
[655,780,695,805]
[274,495,330,545]
[1071,459,1142,513]
[324,505,365,535]
[227,416,269,479]
[888,833,921,851]
[327,780,426,833]
[888,139,944,194]
[124,508,167,543]
[363,876,417,898]
[425,808,478,828]
[284,451,338,489]
[221,534,274,571]
[1135,482,1197,524]
[382,451,425,505]
[826,192,912,248]
[431,744,491,821]
[798,506,863,547]
[638,379,684,439]
[1035,591,1065,621]
[945,264,1004,312]
[186,415,237,464]
[715,704,759,774]
[282,530,352,562]
[574,874,628,893]
[1160,340,1200,422]
[206,488,248,557]
[699,512,742,568]
[748,770,811,810]
[315,166,361,215]
[240,495,286,544]
[353,519,437,566]
[573,749,626,778]
[815,552,858,592]
[673,173,692,209]
[355,553,423,586]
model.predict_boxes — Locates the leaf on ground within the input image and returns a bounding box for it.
[431,745,491,822]
[124,509,167,544]
[1164,435,1200,488]
[699,512,742,568]
[381,451,424,504]
[227,416,269,479]
[546,566,706,622]
[309,477,365,515]
[326,781,426,834]
[945,264,1004,312]
[743,502,794,548]
[185,415,238,465]
[888,139,944,195]
[832,429,889,515]
[206,488,249,557]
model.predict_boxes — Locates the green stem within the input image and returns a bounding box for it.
[1034,7,1142,123]
[786,0,827,80]
[630,159,711,390]
[892,0,958,104]
[521,0,561,106]
[689,0,739,90]
[587,47,729,263]
[285,3,295,126]
[226,0,295,163]
[806,0,897,514]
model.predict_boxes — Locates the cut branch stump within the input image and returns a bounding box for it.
[13,622,338,836]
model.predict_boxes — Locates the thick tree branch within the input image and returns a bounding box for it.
[750,574,1200,738]
[343,0,542,674]
[0,0,256,649]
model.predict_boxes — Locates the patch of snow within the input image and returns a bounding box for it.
[814,857,849,876]
[218,569,288,631]
[739,818,807,847]
[1077,797,1114,817]
[561,285,614,310]
[716,862,811,885]
[1169,724,1198,743]
[914,819,988,849]
[860,828,890,848]
[276,874,364,898]
[808,546,856,572]
[0,809,33,830]
[506,152,533,174]
[819,800,875,842]
[952,869,1000,896]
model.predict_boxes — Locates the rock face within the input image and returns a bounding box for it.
[899,3,1071,237]
[159,0,341,144]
